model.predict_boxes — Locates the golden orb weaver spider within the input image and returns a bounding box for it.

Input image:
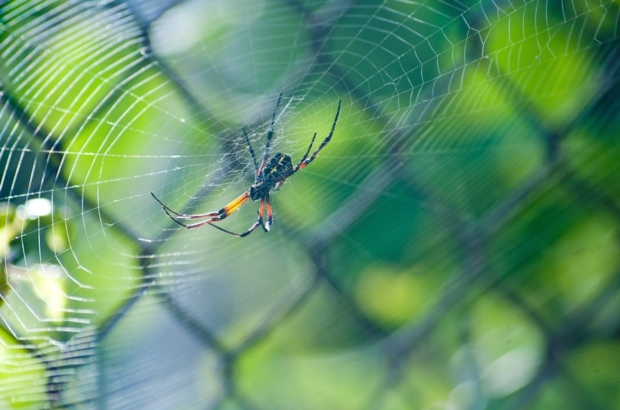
[151,94,341,237]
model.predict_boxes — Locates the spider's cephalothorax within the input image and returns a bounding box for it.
[250,153,294,200]
[152,94,341,237]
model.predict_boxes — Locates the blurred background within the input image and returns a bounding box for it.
[1,0,620,408]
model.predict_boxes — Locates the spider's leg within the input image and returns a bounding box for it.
[152,193,219,219]
[258,199,267,231]
[169,215,256,234]
[207,221,253,236]
[207,199,265,237]
[265,194,274,232]
[295,133,316,171]
[243,127,259,177]
[160,191,250,230]
[298,99,341,170]
[169,215,255,234]
[168,217,217,229]
[259,92,282,173]
[212,191,251,221]
[240,199,267,237]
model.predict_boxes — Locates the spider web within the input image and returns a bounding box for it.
[1,0,619,408]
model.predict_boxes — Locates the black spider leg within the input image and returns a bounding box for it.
[294,132,317,171]
[208,199,266,237]
[174,197,266,237]
[208,221,255,236]
[154,191,251,230]
[241,128,266,232]
[240,199,267,237]
[258,92,283,174]
[151,193,219,219]
[297,99,341,171]
[243,127,259,179]
[264,194,273,232]
[163,215,242,234]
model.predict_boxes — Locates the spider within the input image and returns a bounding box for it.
[151,94,341,237]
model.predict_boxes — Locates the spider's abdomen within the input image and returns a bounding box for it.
[249,153,294,200]
[264,153,293,180]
